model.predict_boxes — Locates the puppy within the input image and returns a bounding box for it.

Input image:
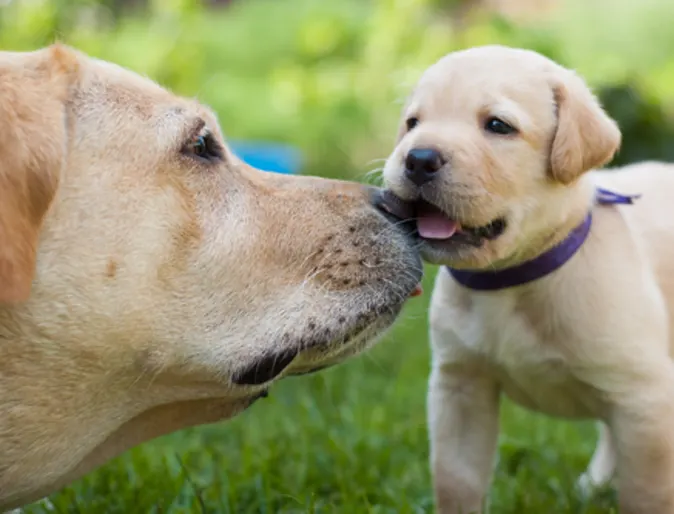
[381,45,674,514]
[0,45,423,511]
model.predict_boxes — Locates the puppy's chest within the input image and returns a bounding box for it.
[448,293,555,359]
[443,294,600,418]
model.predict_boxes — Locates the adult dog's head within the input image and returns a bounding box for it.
[0,45,422,509]
[382,45,621,270]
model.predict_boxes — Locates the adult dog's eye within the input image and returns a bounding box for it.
[484,117,517,135]
[184,129,222,162]
[192,135,208,157]
[406,117,420,131]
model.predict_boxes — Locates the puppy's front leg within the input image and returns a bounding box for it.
[429,362,500,514]
[610,368,674,514]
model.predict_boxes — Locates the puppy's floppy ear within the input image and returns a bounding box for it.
[0,44,78,303]
[549,70,621,184]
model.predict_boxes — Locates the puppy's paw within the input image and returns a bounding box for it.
[576,472,597,499]
[576,472,612,500]
[7,498,56,513]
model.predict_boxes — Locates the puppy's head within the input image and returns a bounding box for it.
[0,44,422,501]
[382,45,621,269]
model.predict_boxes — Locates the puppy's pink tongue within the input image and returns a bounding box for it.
[417,213,458,240]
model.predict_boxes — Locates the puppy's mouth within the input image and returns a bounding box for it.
[378,191,507,246]
[416,200,506,245]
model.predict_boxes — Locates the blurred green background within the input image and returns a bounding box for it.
[4,0,673,512]
[3,0,674,180]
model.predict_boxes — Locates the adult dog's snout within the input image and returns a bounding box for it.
[405,148,445,186]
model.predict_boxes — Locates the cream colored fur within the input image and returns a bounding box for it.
[0,45,422,511]
[383,45,674,514]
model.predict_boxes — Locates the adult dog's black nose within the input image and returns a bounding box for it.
[405,148,444,186]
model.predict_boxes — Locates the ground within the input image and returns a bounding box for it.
[28,266,618,513]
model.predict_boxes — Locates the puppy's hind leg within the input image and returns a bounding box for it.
[6,498,56,513]
[577,421,616,497]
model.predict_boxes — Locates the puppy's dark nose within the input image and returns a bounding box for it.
[405,148,444,186]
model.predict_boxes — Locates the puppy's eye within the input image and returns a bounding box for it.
[484,117,517,135]
[406,117,420,131]
[184,129,222,162]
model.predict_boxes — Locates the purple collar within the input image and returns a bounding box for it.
[447,188,641,291]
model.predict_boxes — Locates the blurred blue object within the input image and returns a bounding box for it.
[229,140,302,175]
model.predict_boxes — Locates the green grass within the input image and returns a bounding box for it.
[24,266,618,513]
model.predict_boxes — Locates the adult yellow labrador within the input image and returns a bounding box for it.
[381,45,674,514]
[0,45,422,510]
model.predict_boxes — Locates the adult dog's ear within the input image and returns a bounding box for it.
[549,69,621,185]
[0,44,78,303]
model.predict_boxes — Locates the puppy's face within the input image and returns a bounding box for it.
[383,45,621,269]
[0,45,422,504]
